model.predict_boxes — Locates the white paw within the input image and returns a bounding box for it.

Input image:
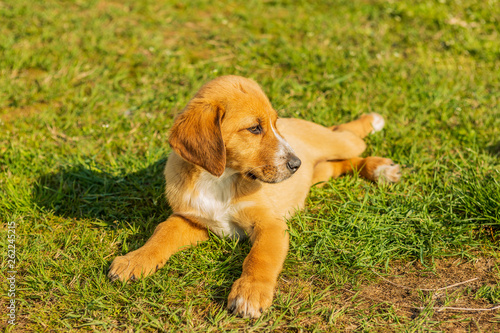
[373,163,401,183]
[227,277,273,318]
[228,296,263,319]
[370,113,385,134]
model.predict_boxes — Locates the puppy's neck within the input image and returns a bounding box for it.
[196,167,262,201]
[196,167,238,197]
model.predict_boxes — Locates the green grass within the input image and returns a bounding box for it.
[1,0,499,331]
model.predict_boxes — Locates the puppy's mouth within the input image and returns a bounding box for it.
[245,171,258,181]
[244,168,291,184]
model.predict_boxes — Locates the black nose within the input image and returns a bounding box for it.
[286,156,301,173]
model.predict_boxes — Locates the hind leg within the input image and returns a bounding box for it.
[277,118,369,162]
[311,113,400,185]
[278,113,400,185]
[312,157,401,186]
[329,113,385,138]
[278,113,385,162]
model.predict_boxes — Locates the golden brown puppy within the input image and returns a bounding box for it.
[108,75,401,318]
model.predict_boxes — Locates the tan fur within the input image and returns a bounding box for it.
[108,75,401,318]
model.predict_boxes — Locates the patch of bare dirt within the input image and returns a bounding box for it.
[358,257,500,331]
[0,104,48,124]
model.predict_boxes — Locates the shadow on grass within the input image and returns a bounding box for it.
[486,141,500,157]
[32,158,171,228]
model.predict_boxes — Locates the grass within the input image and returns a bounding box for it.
[1,0,499,331]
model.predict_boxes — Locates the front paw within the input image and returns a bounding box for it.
[108,250,162,282]
[227,277,274,318]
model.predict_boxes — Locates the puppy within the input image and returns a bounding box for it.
[108,75,401,318]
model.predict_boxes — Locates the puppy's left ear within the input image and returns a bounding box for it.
[168,98,226,177]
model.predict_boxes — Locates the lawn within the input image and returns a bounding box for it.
[1,0,499,331]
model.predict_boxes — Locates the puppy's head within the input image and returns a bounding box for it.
[169,75,300,183]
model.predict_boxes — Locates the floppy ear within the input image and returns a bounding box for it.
[168,98,226,177]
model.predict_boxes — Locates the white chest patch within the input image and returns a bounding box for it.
[184,169,246,238]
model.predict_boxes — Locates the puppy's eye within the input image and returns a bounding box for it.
[247,125,262,134]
